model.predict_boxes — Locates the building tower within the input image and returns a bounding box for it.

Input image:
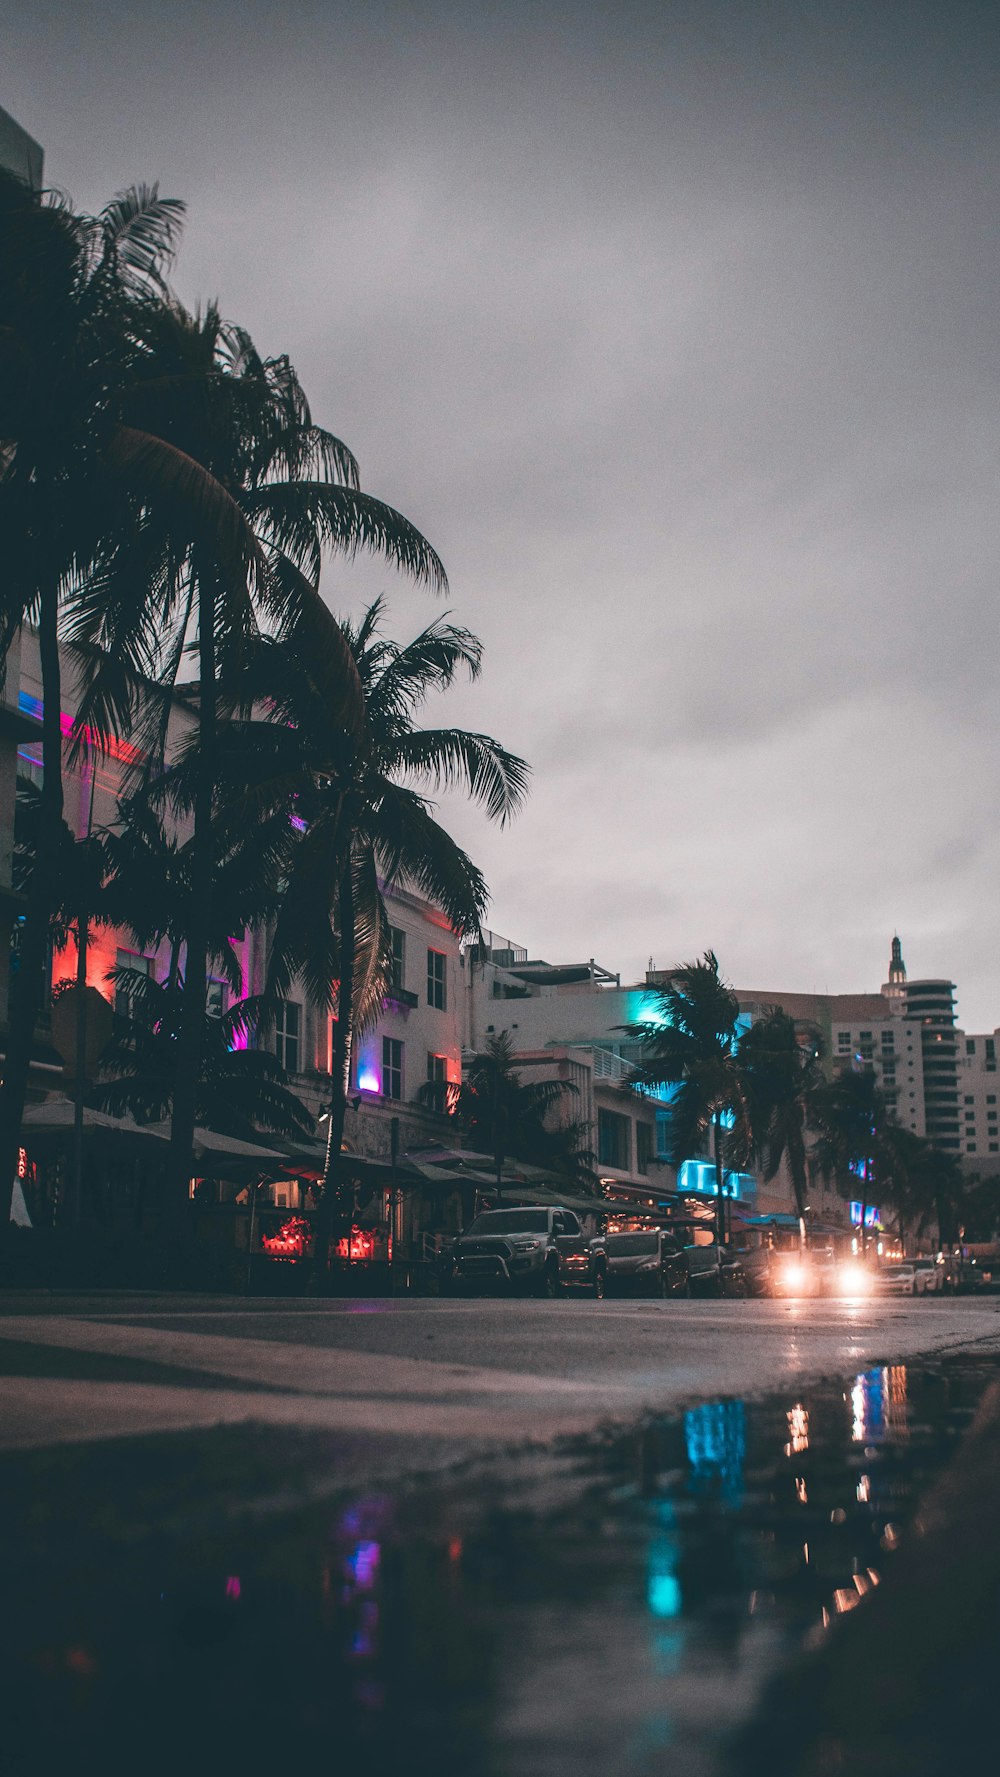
[881,934,907,1010]
[906,977,960,1154]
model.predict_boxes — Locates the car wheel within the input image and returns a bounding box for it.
[593,1267,606,1300]
[540,1261,561,1299]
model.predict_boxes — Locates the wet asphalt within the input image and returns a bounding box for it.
[1,1293,999,1775]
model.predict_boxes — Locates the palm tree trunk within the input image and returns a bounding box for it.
[713,1117,726,1246]
[69,912,88,1226]
[0,581,64,1241]
[169,571,215,1215]
[317,861,356,1274]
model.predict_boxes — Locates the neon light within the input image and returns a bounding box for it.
[225,1576,241,1600]
[849,1202,880,1228]
[261,1215,312,1260]
[676,1159,756,1200]
[18,693,144,765]
[335,1227,376,1262]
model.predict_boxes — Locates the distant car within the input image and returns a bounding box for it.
[446,1206,606,1297]
[602,1230,689,1297]
[875,1263,938,1297]
[910,1259,944,1294]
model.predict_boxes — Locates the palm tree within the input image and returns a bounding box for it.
[0,167,185,1231]
[736,1009,825,1234]
[625,952,746,1243]
[810,1068,887,1254]
[96,972,312,1143]
[878,1123,963,1253]
[203,596,529,1264]
[442,1032,593,1195]
[66,300,447,1205]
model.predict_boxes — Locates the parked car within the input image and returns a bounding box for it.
[876,1262,939,1297]
[445,1206,606,1297]
[602,1229,689,1297]
[681,1240,748,1297]
[910,1259,945,1294]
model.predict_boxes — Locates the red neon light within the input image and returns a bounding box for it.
[335,1227,376,1262]
[261,1215,312,1260]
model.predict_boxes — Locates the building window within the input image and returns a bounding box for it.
[427,948,447,1010]
[991,1144,999,1153]
[881,1030,895,1050]
[837,1031,852,1049]
[115,949,151,1015]
[389,926,406,991]
[636,1122,653,1175]
[426,1052,447,1114]
[382,1036,403,1101]
[598,1109,630,1170]
[274,1000,301,1073]
[860,1031,872,1043]
[965,1096,975,1105]
[206,978,225,1020]
[967,1144,977,1154]
[988,1096,997,1105]
[967,1039,976,1056]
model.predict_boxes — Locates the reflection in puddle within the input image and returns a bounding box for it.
[2,1357,996,1776]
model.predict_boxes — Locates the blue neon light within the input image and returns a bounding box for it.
[849,1201,880,1229]
[676,1159,756,1200]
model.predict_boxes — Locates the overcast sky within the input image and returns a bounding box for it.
[5,1,999,1023]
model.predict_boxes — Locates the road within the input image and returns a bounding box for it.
[3,1291,1000,1776]
[2,1289,999,1465]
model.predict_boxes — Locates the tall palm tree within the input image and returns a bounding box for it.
[442,1031,593,1195]
[66,301,447,1204]
[202,596,529,1263]
[625,951,746,1243]
[0,167,185,1231]
[736,1009,825,1232]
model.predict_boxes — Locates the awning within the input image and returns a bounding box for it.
[21,1102,170,1141]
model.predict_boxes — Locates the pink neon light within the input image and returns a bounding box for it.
[58,711,144,766]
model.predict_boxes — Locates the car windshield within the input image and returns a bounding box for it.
[606,1234,659,1256]
[882,1265,913,1276]
[466,1211,549,1235]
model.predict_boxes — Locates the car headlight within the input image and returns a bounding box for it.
[781,1262,811,1293]
[836,1262,871,1297]
[510,1237,543,1250]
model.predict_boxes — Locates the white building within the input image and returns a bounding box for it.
[463,931,759,1217]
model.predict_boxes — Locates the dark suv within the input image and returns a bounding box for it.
[603,1229,689,1297]
[446,1206,606,1297]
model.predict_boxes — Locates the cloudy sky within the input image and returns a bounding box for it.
[5,1,999,1023]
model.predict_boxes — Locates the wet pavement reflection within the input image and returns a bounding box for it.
[3,1355,998,1775]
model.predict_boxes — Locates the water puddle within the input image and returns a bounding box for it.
[4,1354,998,1775]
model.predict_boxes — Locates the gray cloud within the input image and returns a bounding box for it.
[5,0,999,1022]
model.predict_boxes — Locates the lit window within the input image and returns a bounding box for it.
[274,1001,301,1073]
[383,1036,403,1101]
[206,978,225,1020]
[427,948,447,1010]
